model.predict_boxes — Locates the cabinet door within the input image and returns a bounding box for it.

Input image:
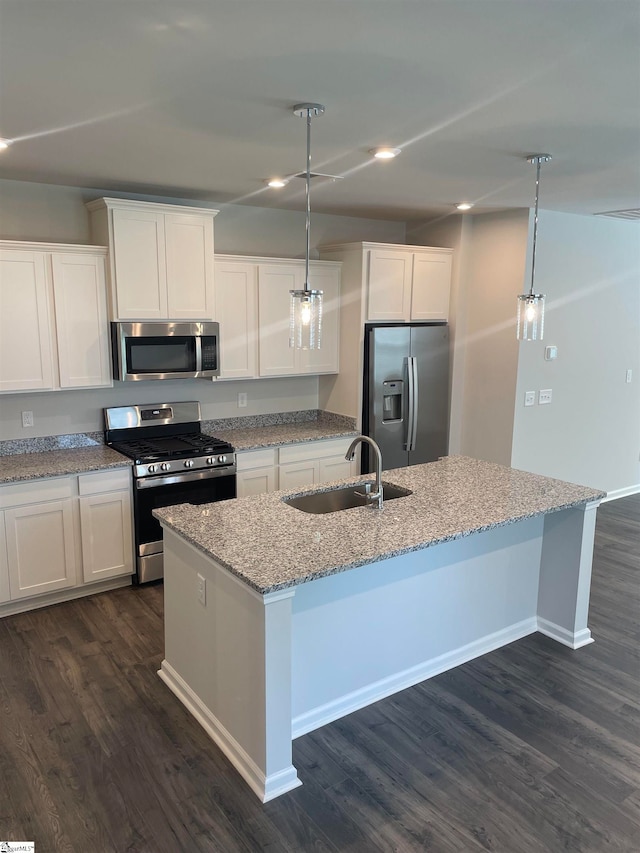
[0,250,54,392]
[367,250,412,321]
[5,499,77,599]
[215,261,258,379]
[410,252,452,321]
[318,456,356,483]
[299,265,340,375]
[0,512,9,604]
[112,207,167,318]
[279,460,319,490]
[165,213,215,319]
[236,468,277,497]
[79,490,134,582]
[258,265,298,377]
[51,252,111,388]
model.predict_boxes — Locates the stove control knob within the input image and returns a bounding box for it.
[148,464,158,474]
[218,455,227,464]
[161,462,171,472]
[184,459,194,468]
[206,456,216,465]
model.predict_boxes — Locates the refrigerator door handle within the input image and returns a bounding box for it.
[406,356,415,451]
[409,356,419,450]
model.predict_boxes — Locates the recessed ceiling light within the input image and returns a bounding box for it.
[0,138,11,150]
[456,202,473,211]
[370,147,401,160]
[265,177,288,188]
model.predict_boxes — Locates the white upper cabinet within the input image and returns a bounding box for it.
[410,251,453,321]
[367,249,413,321]
[0,249,54,392]
[0,243,111,394]
[51,252,111,388]
[214,258,259,380]
[87,198,218,321]
[367,245,452,322]
[257,259,341,378]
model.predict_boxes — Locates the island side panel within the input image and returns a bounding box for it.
[537,501,600,648]
[291,516,544,737]
[158,529,301,802]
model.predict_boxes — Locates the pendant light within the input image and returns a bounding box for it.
[517,153,552,341]
[289,103,324,350]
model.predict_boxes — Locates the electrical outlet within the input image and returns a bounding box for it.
[539,389,553,405]
[237,392,247,408]
[21,411,34,428]
[197,573,206,606]
[524,391,536,407]
[626,369,633,383]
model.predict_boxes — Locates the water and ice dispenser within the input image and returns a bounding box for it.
[382,380,403,422]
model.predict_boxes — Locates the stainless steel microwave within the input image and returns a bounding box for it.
[111,321,220,381]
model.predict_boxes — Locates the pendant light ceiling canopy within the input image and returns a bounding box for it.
[289,103,324,350]
[517,153,552,342]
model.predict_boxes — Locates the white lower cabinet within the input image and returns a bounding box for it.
[236,448,278,498]
[3,478,78,600]
[0,468,134,615]
[236,437,358,498]
[78,470,134,583]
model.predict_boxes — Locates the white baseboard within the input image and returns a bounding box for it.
[158,660,301,803]
[602,484,640,502]
[0,575,132,619]
[292,617,538,739]
[537,617,593,649]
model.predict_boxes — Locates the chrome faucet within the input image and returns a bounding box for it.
[345,435,384,509]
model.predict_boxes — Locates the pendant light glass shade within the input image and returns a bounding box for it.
[289,289,323,348]
[517,293,545,341]
[290,103,324,350]
[517,154,551,341]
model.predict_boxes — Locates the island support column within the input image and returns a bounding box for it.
[537,500,601,648]
[158,530,301,802]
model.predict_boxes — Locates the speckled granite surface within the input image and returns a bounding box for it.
[0,446,132,484]
[0,432,104,456]
[203,410,357,451]
[154,455,606,595]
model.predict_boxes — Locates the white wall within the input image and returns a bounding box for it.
[0,376,319,440]
[511,210,640,496]
[455,210,530,466]
[0,179,405,256]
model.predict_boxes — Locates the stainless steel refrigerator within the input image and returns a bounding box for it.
[362,323,449,472]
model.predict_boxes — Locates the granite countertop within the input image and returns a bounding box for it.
[211,420,359,451]
[154,455,606,595]
[0,446,132,484]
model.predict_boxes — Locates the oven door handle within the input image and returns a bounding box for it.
[135,465,236,490]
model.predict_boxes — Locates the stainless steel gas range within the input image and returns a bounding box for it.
[104,401,236,583]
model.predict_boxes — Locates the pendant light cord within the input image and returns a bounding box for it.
[529,158,541,297]
[304,109,311,293]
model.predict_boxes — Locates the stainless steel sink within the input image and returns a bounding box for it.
[283,481,412,514]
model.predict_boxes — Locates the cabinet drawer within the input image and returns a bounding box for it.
[278,437,355,465]
[0,476,74,509]
[78,468,132,495]
[236,448,278,471]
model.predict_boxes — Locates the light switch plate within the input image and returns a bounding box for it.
[539,389,552,405]
[544,345,558,361]
[524,391,536,407]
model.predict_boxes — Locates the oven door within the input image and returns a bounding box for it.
[133,468,236,583]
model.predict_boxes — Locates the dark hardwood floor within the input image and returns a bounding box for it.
[1,494,638,852]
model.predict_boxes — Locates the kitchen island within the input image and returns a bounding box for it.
[154,456,605,802]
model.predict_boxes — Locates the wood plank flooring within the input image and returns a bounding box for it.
[0,494,638,852]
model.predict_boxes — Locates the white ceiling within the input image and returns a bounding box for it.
[1,0,639,222]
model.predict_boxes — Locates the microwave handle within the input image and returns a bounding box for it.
[195,337,203,373]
